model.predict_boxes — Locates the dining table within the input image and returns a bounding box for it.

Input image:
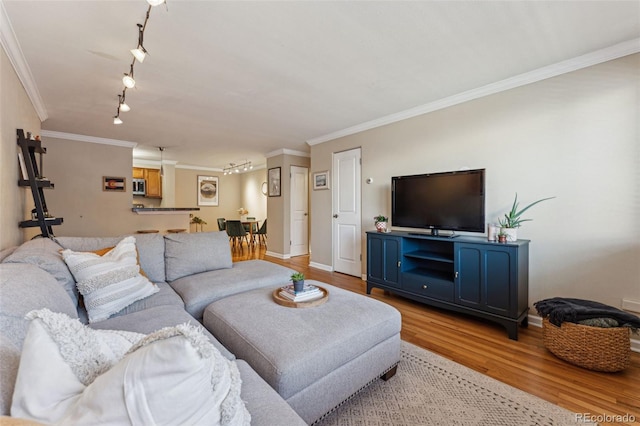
[242,220,259,245]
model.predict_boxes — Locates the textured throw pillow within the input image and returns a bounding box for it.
[61,236,158,323]
[90,246,148,278]
[11,310,251,426]
[11,309,144,422]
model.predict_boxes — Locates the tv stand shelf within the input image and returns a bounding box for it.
[404,251,454,263]
[367,231,530,340]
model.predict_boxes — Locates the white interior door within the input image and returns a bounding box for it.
[290,165,309,257]
[332,148,361,276]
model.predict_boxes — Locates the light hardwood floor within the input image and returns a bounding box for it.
[232,244,640,426]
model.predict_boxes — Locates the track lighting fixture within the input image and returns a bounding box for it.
[223,161,253,175]
[122,64,135,88]
[118,93,130,112]
[159,147,165,177]
[113,4,165,125]
[130,24,147,63]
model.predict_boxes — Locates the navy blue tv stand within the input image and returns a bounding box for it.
[366,231,530,340]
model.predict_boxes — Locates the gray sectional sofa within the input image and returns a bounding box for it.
[0,231,307,425]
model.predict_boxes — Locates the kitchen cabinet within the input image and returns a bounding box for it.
[132,167,162,198]
[132,167,145,179]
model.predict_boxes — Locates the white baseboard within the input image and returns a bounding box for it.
[265,251,290,259]
[622,298,640,314]
[309,261,333,272]
[528,314,639,353]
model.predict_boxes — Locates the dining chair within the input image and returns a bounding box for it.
[225,220,248,248]
[242,217,257,244]
[256,218,267,245]
[217,218,226,231]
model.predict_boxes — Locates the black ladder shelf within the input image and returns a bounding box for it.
[17,129,63,237]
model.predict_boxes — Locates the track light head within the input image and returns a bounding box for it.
[123,74,135,88]
[131,23,147,62]
[118,94,130,112]
[131,47,147,63]
[113,116,123,125]
[146,0,165,6]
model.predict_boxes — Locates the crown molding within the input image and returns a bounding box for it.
[307,38,640,146]
[265,148,310,158]
[175,164,222,172]
[133,159,178,168]
[0,0,47,121]
[40,130,137,148]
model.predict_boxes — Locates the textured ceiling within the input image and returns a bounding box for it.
[2,0,639,170]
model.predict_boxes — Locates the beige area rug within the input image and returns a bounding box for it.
[315,341,592,426]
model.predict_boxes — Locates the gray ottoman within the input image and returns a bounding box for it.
[203,281,401,424]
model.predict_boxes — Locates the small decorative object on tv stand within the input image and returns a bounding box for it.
[374,215,388,233]
[498,193,555,242]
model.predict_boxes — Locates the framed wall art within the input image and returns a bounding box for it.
[313,170,330,190]
[268,167,281,197]
[198,175,219,206]
[103,176,126,192]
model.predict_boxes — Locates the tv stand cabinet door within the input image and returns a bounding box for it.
[455,243,518,317]
[367,234,401,289]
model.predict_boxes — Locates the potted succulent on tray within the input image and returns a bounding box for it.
[498,193,554,242]
[291,272,305,293]
[374,215,389,233]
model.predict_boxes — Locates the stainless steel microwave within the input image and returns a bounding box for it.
[132,178,146,196]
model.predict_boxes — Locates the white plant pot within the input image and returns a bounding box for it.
[501,227,518,242]
[375,221,388,233]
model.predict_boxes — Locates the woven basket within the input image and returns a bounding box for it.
[542,318,631,372]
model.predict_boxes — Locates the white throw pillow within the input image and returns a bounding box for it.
[11,310,251,426]
[61,236,158,322]
[11,309,144,422]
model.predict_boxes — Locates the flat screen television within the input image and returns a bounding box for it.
[391,168,485,236]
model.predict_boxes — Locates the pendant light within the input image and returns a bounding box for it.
[159,147,165,177]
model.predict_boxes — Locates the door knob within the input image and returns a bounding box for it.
[304,213,308,216]
[333,214,338,218]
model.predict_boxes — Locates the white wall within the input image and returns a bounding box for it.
[174,167,267,232]
[310,54,640,309]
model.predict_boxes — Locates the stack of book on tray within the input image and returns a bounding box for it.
[279,283,323,302]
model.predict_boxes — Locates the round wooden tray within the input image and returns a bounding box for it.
[272,286,329,308]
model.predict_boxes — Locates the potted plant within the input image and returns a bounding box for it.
[237,207,249,222]
[291,272,305,292]
[498,230,508,243]
[190,215,207,232]
[498,193,554,241]
[374,215,389,233]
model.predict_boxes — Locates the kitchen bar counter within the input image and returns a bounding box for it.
[132,207,200,215]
